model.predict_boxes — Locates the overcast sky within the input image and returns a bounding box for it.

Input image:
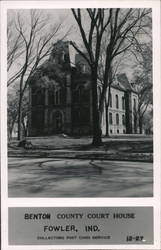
[7,9,152,82]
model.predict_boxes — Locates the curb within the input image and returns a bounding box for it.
[8,151,153,163]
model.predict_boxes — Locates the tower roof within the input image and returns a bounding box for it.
[116,73,133,91]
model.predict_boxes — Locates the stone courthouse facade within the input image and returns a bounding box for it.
[28,41,138,136]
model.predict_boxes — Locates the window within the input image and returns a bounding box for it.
[110,129,113,134]
[109,93,112,107]
[55,90,59,104]
[64,54,68,62]
[109,112,113,124]
[32,109,44,130]
[49,87,63,106]
[116,113,119,125]
[123,129,126,134]
[55,88,62,105]
[122,114,125,125]
[117,129,119,134]
[78,87,82,103]
[133,98,136,112]
[122,96,125,110]
[32,89,45,106]
[49,90,55,105]
[116,94,119,109]
[83,89,90,103]
[61,52,65,61]
[73,86,83,104]
[82,64,86,73]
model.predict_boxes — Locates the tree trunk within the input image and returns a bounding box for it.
[9,120,15,140]
[91,70,102,146]
[139,116,143,134]
[22,118,28,137]
[17,72,26,141]
[105,100,109,136]
[99,65,112,137]
[8,127,12,142]
[105,84,112,136]
[17,93,23,141]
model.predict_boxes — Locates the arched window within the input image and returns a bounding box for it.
[122,96,125,110]
[116,94,119,109]
[55,88,62,105]
[122,114,125,125]
[109,93,112,107]
[116,113,119,125]
[133,98,136,112]
[49,90,55,105]
[73,86,83,104]
[109,112,113,124]
[35,89,45,106]
[55,90,59,104]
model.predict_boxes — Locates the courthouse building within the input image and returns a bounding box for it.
[28,41,138,136]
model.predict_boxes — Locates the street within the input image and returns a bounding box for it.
[8,157,153,197]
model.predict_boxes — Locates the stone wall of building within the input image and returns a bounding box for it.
[107,87,126,135]
[28,41,139,137]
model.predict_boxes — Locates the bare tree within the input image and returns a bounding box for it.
[7,20,24,73]
[8,10,69,140]
[8,85,29,140]
[132,43,152,133]
[71,8,151,145]
[98,41,127,136]
[8,88,19,140]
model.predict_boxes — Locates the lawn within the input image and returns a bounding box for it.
[9,134,153,152]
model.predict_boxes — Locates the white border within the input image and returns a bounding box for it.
[1,1,161,250]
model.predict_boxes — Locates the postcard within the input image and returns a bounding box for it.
[0,0,160,249]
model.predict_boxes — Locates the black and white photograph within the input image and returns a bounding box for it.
[1,0,161,249]
[7,7,153,198]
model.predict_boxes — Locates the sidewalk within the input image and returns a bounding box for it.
[8,135,153,162]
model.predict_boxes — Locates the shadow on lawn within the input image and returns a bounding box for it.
[8,137,153,154]
[36,140,153,154]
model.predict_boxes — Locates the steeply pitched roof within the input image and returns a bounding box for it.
[110,73,137,93]
[111,81,126,91]
[117,73,133,91]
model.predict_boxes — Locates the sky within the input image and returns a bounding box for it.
[7,9,80,82]
[7,9,152,84]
